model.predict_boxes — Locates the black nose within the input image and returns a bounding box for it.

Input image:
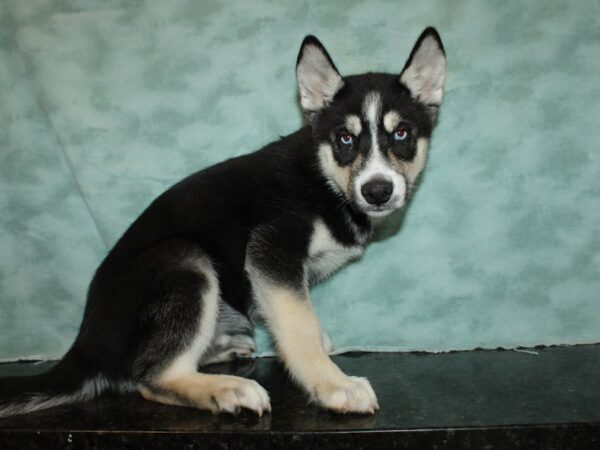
[361,179,393,206]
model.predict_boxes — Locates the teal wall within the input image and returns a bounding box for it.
[1,0,599,360]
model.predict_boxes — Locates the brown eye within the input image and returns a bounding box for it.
[394,128,408,142]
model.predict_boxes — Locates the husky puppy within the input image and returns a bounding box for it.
[0,28,445,417]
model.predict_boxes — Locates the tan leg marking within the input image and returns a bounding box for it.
[139,372,270,416]
[255,282,378,414]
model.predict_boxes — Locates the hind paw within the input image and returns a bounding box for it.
[208,376,271,416]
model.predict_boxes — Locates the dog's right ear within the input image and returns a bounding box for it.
[400,27,446,114]
[296,36,344,118]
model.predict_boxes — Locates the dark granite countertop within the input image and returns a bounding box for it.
[1,345,599,449]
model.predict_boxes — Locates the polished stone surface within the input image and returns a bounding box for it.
[1,345,599,448]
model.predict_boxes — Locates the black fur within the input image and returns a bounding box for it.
[313,72,434,166]
[0,27,445,418]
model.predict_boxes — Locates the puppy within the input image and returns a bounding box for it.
[0,28,445,417]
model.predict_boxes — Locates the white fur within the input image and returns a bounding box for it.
[306,219,364,283]
[363,92,382,142]
[203,376,269,414]
[313,375,378,414]
[355,92,407,217]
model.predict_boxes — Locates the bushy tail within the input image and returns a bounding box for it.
[0,349,102,419]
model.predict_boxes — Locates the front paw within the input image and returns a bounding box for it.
[314,376,379,414]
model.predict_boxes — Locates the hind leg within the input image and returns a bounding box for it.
[139,373,270,415]
[132,244,269,415]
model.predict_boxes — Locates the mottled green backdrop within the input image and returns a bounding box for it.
[1,0,599,360]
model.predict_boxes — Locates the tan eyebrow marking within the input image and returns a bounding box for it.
[383,110,401,133]
[345,115,362,136]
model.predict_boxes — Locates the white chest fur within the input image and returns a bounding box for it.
[305,219,364,284]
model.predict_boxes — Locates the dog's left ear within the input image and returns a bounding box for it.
[296,36,344,117]
[400,27,446,113]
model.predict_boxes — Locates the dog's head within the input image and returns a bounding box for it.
[297,28,446,217]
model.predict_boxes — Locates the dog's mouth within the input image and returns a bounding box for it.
[354,195,405,218]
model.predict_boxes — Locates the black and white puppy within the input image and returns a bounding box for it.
[0,28,445,417]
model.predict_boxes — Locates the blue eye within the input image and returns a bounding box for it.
[394,128,409,141]
[339,133,353,145]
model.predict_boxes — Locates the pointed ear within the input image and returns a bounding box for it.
[400,27,446,111]
[296,35,344,117]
